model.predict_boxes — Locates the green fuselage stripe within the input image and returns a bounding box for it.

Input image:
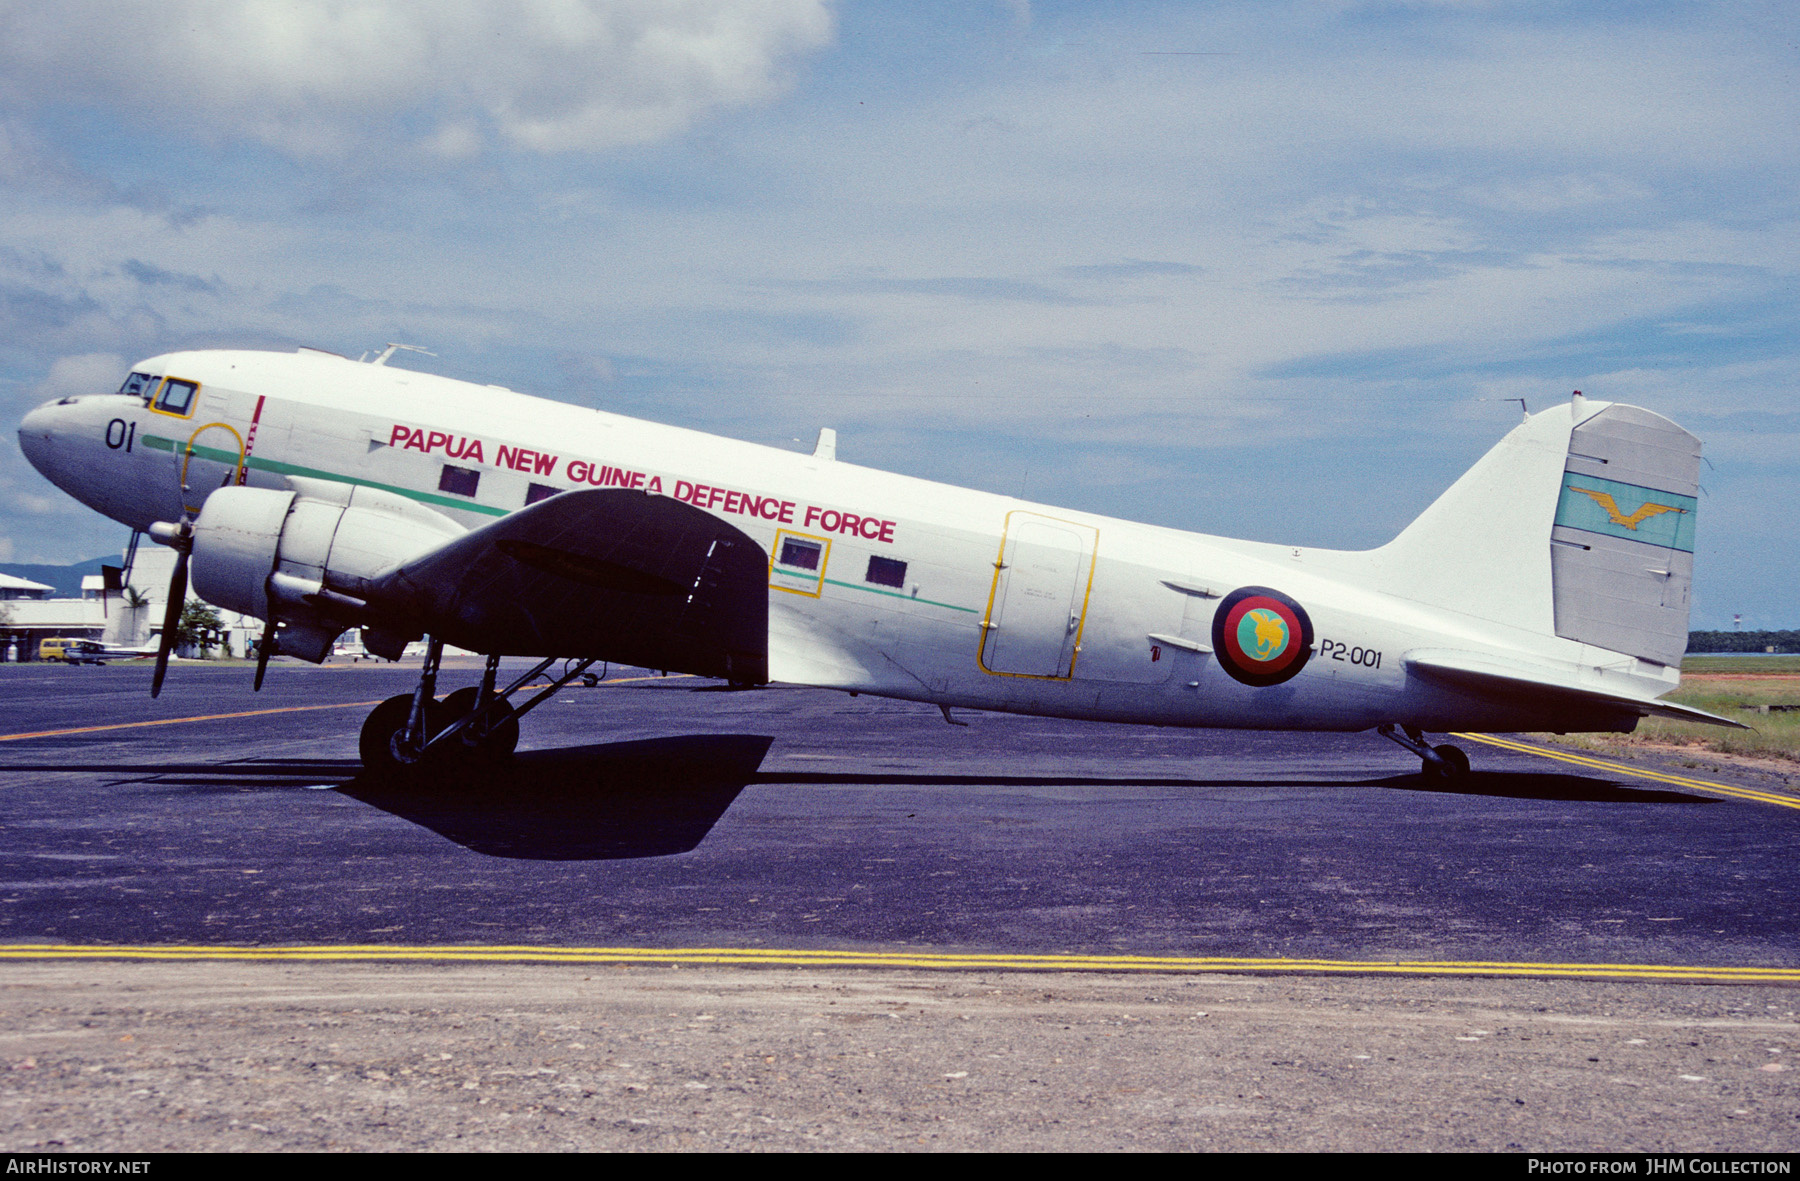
[145,434,509,517]
[822,577,979,613]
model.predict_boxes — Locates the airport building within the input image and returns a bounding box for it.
[0,539,261,662]
[0,572,105,662]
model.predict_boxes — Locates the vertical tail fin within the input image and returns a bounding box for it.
[1371,399,1700,666]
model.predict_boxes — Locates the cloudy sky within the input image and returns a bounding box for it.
[0,0,1792,628]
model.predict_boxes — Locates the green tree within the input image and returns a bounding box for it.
[176,600,225,656]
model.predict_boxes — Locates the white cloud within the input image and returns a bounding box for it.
[31,353,126,401]
[1459,174,1651,214]
[0,1,835,156]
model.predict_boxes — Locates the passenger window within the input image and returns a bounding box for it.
[866,556,907,588]
[154,378,197,415]
[439,465,481,497]
[525,483,561,505]
[779,537,822,571]
[119,372,160,401]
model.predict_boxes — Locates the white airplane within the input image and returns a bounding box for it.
[17,346,1738,777]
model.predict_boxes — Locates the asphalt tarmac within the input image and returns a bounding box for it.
[2,659,1797,1150]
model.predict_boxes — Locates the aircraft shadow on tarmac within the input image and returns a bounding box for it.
[0,745,1707,862]
[751,768,1712,805]
[338,734,775,860]
[1367,770,1713,804]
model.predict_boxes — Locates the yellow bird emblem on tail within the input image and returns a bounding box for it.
[1567,486,1686,530]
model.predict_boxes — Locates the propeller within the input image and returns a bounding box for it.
[252,614,278,691]
[146,520,193,698]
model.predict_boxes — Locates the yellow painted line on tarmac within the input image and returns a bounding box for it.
[1452,732,1800,812]
[0,673,692,744]
[1,943,1796,984]
[0,700,389,743]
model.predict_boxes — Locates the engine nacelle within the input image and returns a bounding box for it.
[189,479,465,660]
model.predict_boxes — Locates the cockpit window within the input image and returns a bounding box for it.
[119,372,161,401]
[153,378,198,416]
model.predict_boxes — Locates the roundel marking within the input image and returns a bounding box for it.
[1211,586,1314,687]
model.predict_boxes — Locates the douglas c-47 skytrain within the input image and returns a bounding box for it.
[17,346,1739,777]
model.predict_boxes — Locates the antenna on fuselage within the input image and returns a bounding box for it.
[371,343,435,366]
[1481,396,1530,423]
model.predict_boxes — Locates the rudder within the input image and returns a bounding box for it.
[1549,404,1699,667]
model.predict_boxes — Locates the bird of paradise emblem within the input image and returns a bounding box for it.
[1214,587,1314,687]
[1566,486,1686,531]
[1554,475,1697,552]
[1237,608,1291,662]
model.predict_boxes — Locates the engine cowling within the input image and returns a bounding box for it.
[188,479,465,661]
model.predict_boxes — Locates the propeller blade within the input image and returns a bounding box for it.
[252,614,278,691]
[150,546,189,699]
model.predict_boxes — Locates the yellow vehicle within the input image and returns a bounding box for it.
[37,637,106,665]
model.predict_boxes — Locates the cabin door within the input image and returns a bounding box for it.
[979,512,1097,679]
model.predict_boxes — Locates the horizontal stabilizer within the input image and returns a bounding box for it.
[1404,649,1747,730]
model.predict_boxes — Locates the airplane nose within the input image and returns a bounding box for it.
[17,400,61,479]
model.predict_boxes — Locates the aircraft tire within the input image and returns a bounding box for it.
[441,687,520,763]
[359,693,442,775]
[1425,743,1471,784]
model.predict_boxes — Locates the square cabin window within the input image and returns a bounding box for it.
[525,483,561,506]
[866,556,907,589]
[439,465,481,497]
[779,537,822,571]
[154,379,197,416]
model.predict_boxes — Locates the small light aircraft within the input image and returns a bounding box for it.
[17,346,1738,777]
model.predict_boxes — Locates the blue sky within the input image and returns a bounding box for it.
[0,0,1792,628]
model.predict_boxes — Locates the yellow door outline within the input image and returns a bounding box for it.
[977,510,1099,679]
[180,422,246,515]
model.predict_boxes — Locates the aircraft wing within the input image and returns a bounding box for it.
[1404,649,1747,729]
[365,488,769,682]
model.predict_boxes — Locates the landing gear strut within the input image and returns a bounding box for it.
[359,636,448,774]
[357,645,601,775]
[1377,723,1470,784]
[437,653,520,764]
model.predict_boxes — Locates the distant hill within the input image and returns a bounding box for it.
[0,558,114,597]
[1688,630,1800,654]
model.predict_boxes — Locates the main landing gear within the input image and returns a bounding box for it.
[1377,723,1471,784]
[358,640,600,775]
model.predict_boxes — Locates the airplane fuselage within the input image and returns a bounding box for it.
[19,348,1697,737]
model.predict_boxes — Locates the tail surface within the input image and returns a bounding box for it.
[1370,397,1700,667]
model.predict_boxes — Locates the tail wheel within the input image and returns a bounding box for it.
[359,693,444,774]
[440,686,520,762]
[1424,743,1470,783]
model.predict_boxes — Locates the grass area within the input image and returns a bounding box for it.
[1532,657,1800,766]
[1682,654,1800,675]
